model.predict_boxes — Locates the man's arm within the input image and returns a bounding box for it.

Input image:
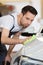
[1,28,24,45]
[6,31,21,55]
[5,31,22,63]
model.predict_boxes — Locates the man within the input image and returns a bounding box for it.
[1,5,37,65]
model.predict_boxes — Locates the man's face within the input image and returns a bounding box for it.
[20,11,35,28]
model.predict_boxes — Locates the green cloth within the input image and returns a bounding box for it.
[23,35,36,45]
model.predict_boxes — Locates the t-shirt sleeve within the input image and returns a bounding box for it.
[1,15,14,31]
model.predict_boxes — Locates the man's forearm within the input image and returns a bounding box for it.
[6,32,21,55]
[1,37,24,45]
[1,32,22,45]
[7,45,15,55]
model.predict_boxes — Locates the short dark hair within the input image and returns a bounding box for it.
[21,5,38,16]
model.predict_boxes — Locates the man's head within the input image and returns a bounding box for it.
[19,5,37,28]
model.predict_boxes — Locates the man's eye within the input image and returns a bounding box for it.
[26,18,29,20]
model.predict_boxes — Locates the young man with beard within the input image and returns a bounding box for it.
[1,5,37,65]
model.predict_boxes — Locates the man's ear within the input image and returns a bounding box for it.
[18,13,23,18]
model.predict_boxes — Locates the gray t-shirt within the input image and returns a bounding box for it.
[1,13,22,32]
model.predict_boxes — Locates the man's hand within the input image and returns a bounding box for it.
[5,54,11,65]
